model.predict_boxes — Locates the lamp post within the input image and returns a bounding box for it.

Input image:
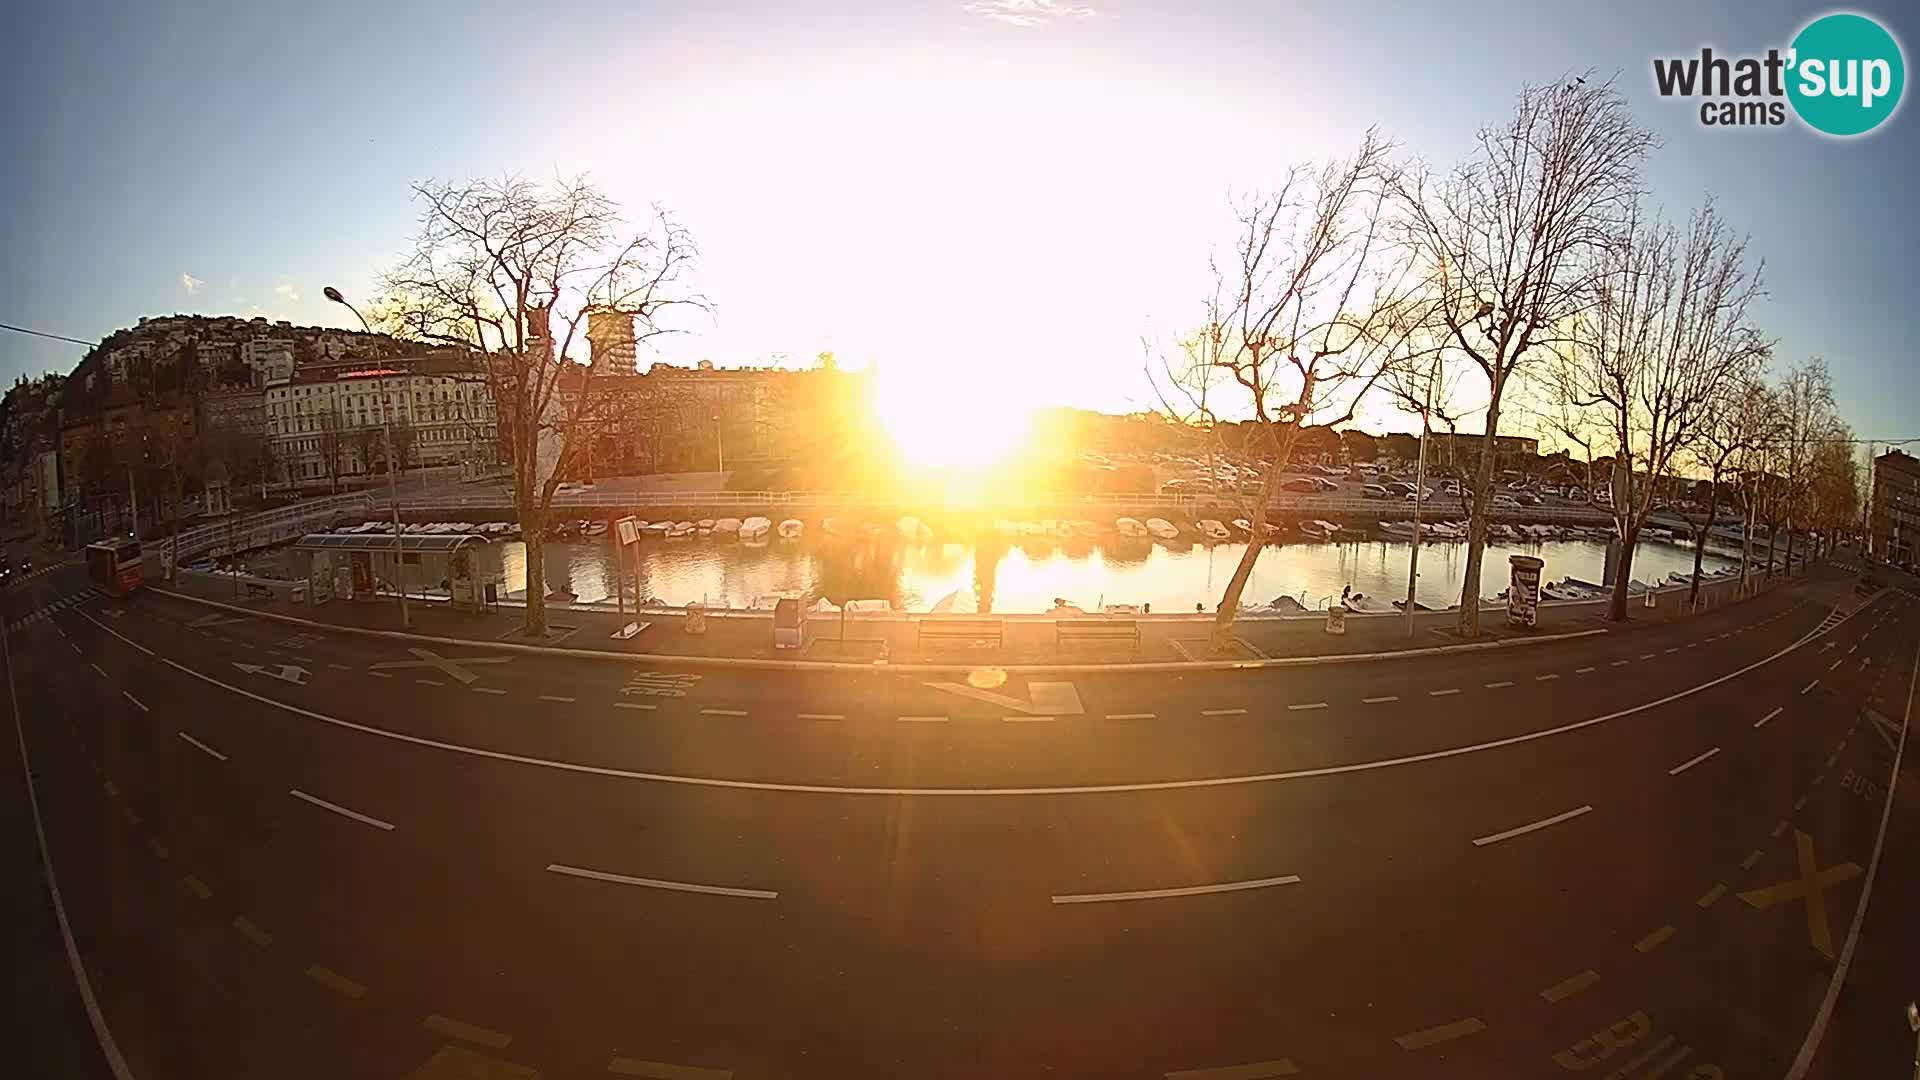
[712,414,725,474]
[1404,355,1440,637]
[326,286,409,629]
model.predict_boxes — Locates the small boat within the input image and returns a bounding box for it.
[1116,517,1148,538]
[749,594,783,611]
[1197,519,1232,542]
[740,516,771,541]
[641,521,670,537]
[585,521,609,536]
[1378,520,1420,540]
[1298,519,1341,541]
[1346,593,1396,613]
[822,517,844,538]
[929,590,960,613]
[778,519,804,541]
[1046,598,1087,615]
[714,518,742,539]
[844,599,892,614]
[1267,596,1308,612]
[695,518,717,536]
[1144,518,1179,540]
[667,521,695,539]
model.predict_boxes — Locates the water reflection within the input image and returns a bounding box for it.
[493,532,1739,613]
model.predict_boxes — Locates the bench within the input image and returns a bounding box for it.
[1056,619,1140,653]
[245,581,275,601]
[916,618,1005,651]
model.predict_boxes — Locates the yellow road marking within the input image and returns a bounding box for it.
[1539,969,1600,1003]
[406,1044,540,1079]
[1394,1017,1485,1049]
[1772,820,1789,838]
[608,1059,738,1079]
[305,964,367,999]
[182,875,212,900]
[1741,849,1764,870]
[232,916,272,947]
[424,1015,512,1049]
[1696,883,1727,908]
[1738,828,1863,960]
[1634,925,1676,952]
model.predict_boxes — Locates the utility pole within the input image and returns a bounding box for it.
[385,379,410,630]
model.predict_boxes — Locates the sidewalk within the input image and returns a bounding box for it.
[152,559,1834,671]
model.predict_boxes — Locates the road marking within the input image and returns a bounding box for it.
[1610,659,1630,666]
[423,1015,512,1049]
[1741,849,1764,870]
[1539,970,1599,1003]
[1286,701,1327,711]
[1687,642,1700,648]
[1052,874,1301,905]
[372,647,511,685]
[1830,659,1843,671]
[797,713,843,721]
[1535,673,1561,681]
[1575,666,1596,674]
[1755,707,1783,728]
[926,678,1083,716]
[1472,805,1593,847]
[305,964,366,999]
[1802,680,1819,695]
[1634,924,1675,952]
[178,732,227,761]
[1485,681,1514,689]
[90,663,106,678]
[73,605,1876,800]
[699,707,745,716]
[1394,1017,1485,1050]
[1202,708,1248,716]
[102,781,117,797]
[1794,794,1809,811]
[471,686,507,694]
[122,807,139,825]
[232,916,273,947]
[545,862,778,900]
[120,690,148,712]
[290,789,395,831]
[608,1059,735,1080]
[367,671,392,678]
[1848,644,1857,655]
[69,642,80,654]
[147,837,168,859]
[1664,647,1680,654]
[1640,653,1657,660]
[541,695,578,704]
[1668,747,1720,775]
[614,702,656,711]
[1361,695,1400,704]
[1428,687,1461,696]
[328,662,352,670]
[1106,713,1155,720]
[1741,829,1864,961]
[182,875,212,900]
[1164,1061,1299,1080]
[416,678,445,687]
[1814,772,1824,785]
[898,715,947,723]
[1697,883,1727,908]
[1772,820,1789,838]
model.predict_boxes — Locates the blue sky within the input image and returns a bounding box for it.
[3,0,1914,445]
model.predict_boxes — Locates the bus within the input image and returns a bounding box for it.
[86,538,144,597]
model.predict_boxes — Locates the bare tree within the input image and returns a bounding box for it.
[315,409,346,494]
[381,176,706,637]
[353,426,383,478]
[1393,76,1655,635]
[1151,131,1416,652]
[1684,375,1772,607]
[1550,198,1768,620]
[1774,358,1838,575]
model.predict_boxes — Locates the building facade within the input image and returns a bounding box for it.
[1868,448,1920,566]
[264,354,499,483]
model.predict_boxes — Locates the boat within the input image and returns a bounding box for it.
[1345,593,1396,613]
[739,516,772,541]
[667,521,695,538]
[1144,518,1179,540]
[1116,517,1148,538]
[641,521,670,537]
[844,599,892,614]
[714,518,742,539]
[696,518,717,536]
[749,594,783,611]
[585,521,609,537]
[1046,598,1087,615]
[1378,520,1421,540]
[1298,519,1341,541]
[778,518,804,541]
[1267,595,1308,612]
[1197,519,1232,542]
[1231,518,1254,536]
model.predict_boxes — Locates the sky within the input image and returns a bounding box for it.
[3,0,1915,451]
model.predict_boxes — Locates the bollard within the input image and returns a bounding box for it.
[1644,587,1657,609]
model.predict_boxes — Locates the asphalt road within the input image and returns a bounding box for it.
[5,557,1915,1079]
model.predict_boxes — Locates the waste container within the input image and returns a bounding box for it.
[1325,604,1347,635]
[1507,555,1543,628]
[684,601,708,636]
[773,597,804,650]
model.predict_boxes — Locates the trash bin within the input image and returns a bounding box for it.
[1325,604,1348,635]
[684,601,708,636]
[773,597,804,649]
[1507,554,1543,628]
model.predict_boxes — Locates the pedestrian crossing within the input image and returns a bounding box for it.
[7,590,94,633]
[8,560,71,584]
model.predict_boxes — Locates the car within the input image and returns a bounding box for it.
[1491,493,1520,509]
[1362,484,1391,500]
[1311,477,1338,492]
[1280,477,1320,493]
[1403,488,1435,501]
[1384,481,1416,497]
[1515,492,1541,506]
[1239,480,1264,495]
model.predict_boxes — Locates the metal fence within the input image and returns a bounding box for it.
[158,492,374,566]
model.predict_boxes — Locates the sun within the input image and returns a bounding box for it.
[877,371,1034,467]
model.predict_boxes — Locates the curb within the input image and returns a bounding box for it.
[149,586,1613,675]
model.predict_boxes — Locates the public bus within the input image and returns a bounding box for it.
[86,538,144,597]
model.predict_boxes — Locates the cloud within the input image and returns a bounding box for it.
[962,0,1095,27]
[274,281,300,303]
[180,273,204,294]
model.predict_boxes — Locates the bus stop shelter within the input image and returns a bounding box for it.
[293,532,492,611]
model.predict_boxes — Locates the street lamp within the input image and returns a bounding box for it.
[712,414,725,473]
[326,285,409,629]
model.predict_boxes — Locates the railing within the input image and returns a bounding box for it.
[159,491,374,565]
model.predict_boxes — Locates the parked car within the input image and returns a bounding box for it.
[1385,481,1416,497]
[1491,493,1521,509]
[1312,477,1339,492]
[1362,484,1392,500]
[1515,492,1541,506]
[1280,477,1320,493]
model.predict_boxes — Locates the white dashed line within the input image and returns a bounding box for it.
[289,789,395,831]
[1485,681,1515,689]
[1610,659,1630,667]
[121,691,148,712]
[541,695,578,704]
[1802,680,1819,695]
[898,716,947,723]
[1575,667,1596,674]
[797,713,843,721]
[367,671,392,678]
[1361,695,1400,704]
[1472,805,1593,847]
[90,663,106,679]
[415,679,444,687]
[1641,653,1657,660]
[471,687,507,695]
[1106,713,1155,720]
[1429,688,1461,697]
[1052,873,1301,905]
[1202,708,1248,716]
[1286,702,1328,711]
[614,702,656,711]
[178,732,227,761]
[1755,707,1783,728]
[700,708,746,717]
[1668,747,1721,775]
[1535,673,1561,682]
[546,862,777,900]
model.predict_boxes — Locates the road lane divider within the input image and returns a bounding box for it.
[1472,805,1593,847]
[1740,849,1763,870]
[182,875,213,900]
[1285,701,1327,711]
[289,789,395,831]
[178,732,227,761]
[1667,747,1720,776]
[232,916,273,947]
[90,663,106,679]
[545,862,777,900]
[1755,707,1783,728]
[1633,924,1675,952]
[1052,874,1301,905]
[1539,969,1600,1003]
[1201,708,1248,716]
[1802,680,1819,694]
[423,1014,512,1049]
[1163,1060,1299,1079]
[700,708,745,717]
[1105,713,1155,720]
[607,1057,738,1079]
[1428,687,1460,697]
[305,964,367,999]
[541,695,578,704]
[1394,1017,1485,1050]
[1696,883,1727,908]
[471,687,507,695]
[120,690,148,712]
[1361,695,1399,704]
[797,713,843,721]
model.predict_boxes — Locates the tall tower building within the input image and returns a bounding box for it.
[587,311,638,374]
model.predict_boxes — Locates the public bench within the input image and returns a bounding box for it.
[1056,619,1140,654]
[916,618,1005,651]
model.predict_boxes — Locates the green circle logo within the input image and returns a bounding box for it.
[1787,12,1906,136]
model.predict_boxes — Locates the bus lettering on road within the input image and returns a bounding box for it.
[622,671,702,697]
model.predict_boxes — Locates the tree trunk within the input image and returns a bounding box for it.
[1688,479,1720,610]
[1784,517,1796,577]
[1208,447,1287,653]
[1454,403,1503,638]
[517,466,548,638]
[1764,517,1778,581]
[1608,526,1637,622]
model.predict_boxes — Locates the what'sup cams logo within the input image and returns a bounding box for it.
[1652,11,1905,136]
